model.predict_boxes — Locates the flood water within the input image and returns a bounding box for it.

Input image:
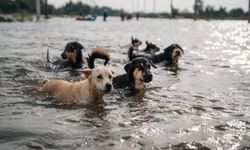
[0,17,250,149]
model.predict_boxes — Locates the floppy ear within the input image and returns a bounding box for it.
[76,43,84,50]
[124,62,132,73]
[178,46,184,54]
[149,60,157,68]
[82,68,92,78]
[146,41,149,45]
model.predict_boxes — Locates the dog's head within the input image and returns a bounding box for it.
[124,57,156,90]
[144,41,160,54]
[164,44,184,64]
[82,66,113,93]
[131,36,142,48]
[61,42,84,62]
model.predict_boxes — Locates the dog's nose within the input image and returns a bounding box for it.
[144,73,153,83]
[105,83,112,93]
[61,53,66,59]
[176,51,181,56]
[147,74,153,81]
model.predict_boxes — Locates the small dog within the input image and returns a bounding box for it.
[113,57,156,91]
[142,41,160,54]
[128,37,142,61]
[129,43,184,65]
[40,66,113,104]
[47,41,84,70]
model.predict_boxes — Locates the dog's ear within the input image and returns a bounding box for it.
[124,62,133,73]
[149,60,157,68]
[82,68,92,78]
[131,36,134,41]
[146,41,149,45]
[177,45,184,54]
[76,43,84,51]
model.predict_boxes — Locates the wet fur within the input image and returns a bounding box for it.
[128,43,184,65]
[142,41,160,54]
[113,57,156,91]
[86,48,110,69]
[47,41,84,70]
[40,67,113,104]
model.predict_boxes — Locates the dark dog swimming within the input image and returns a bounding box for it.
[129,43,184,65]
[47,42,111,71]
[141,41,160,54]
[113,57,157,92]
[47,41,84,70]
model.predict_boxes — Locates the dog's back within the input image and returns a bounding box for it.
[40,79,87,102]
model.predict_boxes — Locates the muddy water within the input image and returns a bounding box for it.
[0,17,250,149]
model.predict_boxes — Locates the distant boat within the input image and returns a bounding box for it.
[76,15,97,21]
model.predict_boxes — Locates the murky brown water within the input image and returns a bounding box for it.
[1,17,250,149]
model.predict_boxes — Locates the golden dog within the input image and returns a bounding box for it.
[40,66,113,104]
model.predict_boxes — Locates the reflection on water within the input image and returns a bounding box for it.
[0,18,250,149]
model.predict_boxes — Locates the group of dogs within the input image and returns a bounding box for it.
[40,37,184,104]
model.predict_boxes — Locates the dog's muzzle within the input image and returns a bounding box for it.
[104,83,112,93]
[143,71,153,83]
[176,51,182,57]
[61,53,67,59]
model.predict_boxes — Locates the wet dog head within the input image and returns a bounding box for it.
[144,41,160,54]
[82,66,113,93]
[164,43,184,64]
[124,57,156,90]
[131,36,142,49]
[61,42,84,63]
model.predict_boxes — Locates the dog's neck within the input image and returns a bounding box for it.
[71,51,83,68]
[127,73,144,91]
[133,78,144,90]
[128,46,139,61]
[88,80,104,102]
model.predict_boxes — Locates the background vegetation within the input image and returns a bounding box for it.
[0,0,248,20]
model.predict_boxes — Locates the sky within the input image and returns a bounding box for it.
[48,0,249,13]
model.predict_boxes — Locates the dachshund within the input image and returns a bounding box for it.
[113,57,157,92]
[47,41,84,70]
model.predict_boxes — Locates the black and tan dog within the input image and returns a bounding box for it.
[113,57,157,91]
[47,41,84,70]
[47,42,111,71]
[142,41,160,54]
[128,43,184,65]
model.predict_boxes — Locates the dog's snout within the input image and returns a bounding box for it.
[148,73,152,79]
[105,83,112,93]
[176,51,181,56]
[143,71,153,83]
[61,53,66,59]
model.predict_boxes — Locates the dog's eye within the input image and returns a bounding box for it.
[97,75,103,79]
[108,75,112,79]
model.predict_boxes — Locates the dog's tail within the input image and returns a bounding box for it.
[47,48,51,63]
[86,48,110,69]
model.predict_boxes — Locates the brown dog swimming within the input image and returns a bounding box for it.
[40,66,113,104]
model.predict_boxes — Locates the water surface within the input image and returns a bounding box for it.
[0,17,250,149]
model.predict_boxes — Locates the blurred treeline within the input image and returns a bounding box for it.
[0,0,120,16]
[0,0,248,19]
